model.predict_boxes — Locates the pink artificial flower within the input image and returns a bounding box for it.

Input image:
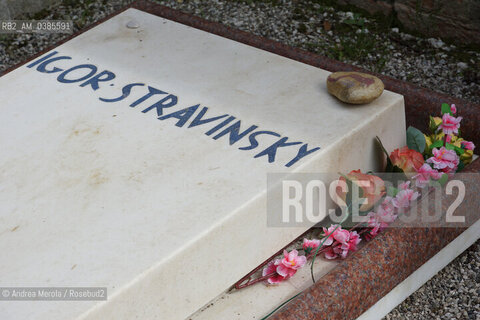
[367,224,381,238]
[439,113,462,135]
[427,147,459,174]
[263,261,287,285]
[461,141,475,151]
[335,231,361,258]
[325,231,361,259]
[275,250,306,279]
[399,181,411,190]
[368,206,397,229]
[392,188,420,208]
[321,224,349,246]
[413,163,442,188]
[333,228,350,244]
[324,246,338,260]
[446,135,452,143]
[378,196,395,214]
[367,213,382,230]
[367,196,398,238]
[302,238,320,254]
[450,104,457,114]
[368,196,394,222]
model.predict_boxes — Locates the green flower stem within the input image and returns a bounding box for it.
[260,292,302,320]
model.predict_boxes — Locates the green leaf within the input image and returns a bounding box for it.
[387,186,399,197]
[392,165,405,173]
[376,136,389,156]
[445,143,463,155]
[376,136,392,169]
[454,146,465,155]
[431,140,443,149]
[429,116,438,133]
[457,161,465,172]
[406,126,426,153]
[441,103,452,115]
[437,173,448,186]
[376,137,408,178]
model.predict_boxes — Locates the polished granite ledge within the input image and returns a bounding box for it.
[2,1,480,319]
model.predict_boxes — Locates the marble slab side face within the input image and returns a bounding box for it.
[0,8,405,320]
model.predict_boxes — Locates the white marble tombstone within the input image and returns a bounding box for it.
[0,8,405,320]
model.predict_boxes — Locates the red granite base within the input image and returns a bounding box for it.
[3,2,480,319]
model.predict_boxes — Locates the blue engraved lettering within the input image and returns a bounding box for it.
[57,64,98,83]
[205,116,235,136]
[26,51,59,68]
[188,107,228,128]
[159,104,200,127]
[35,56,72,74]
[141,94,178,116]
[99,83,145,102]
[80,70,116,91]
[239,131,281,151]
[285,144,321,167]
[254,137,302,163]
[130,86,166,107]
[212,121,258,145]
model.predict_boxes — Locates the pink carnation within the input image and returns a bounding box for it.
[461,141,475,151]
[450,104,457,114]
[439,113,462,135]
[427,147,459,174]
[392,188,419,208]
[275,250,306,279]
[413,164,442,188]
[302,238,320,254]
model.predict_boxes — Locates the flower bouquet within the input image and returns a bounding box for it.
[235,103,475,289]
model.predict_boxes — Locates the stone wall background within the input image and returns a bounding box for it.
[337,0,480,45]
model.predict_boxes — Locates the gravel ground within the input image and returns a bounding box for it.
[0,0,479,319]
[385,240,480,320]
